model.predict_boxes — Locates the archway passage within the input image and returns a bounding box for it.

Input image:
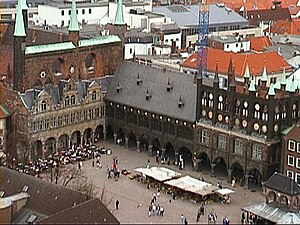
[95,125,104,142]
[231,162,244,185]
[32,140,43,160]
[58,134,69,151]
[85,53,96,73]
[279,195,289,206]
[196,152,211,173]
[214,157,227,177]
[139,135,149,151]
[83,128,93,145]
[71,131,81,147]
[248,168,262,189]
[45,137,56,156]
[266,191,276,203]
[151,138,161,156]
[178,146,192,169]
[128,131,137,149]
[165,142,175,162]
[106,125,114,141]
[116,128,125,145]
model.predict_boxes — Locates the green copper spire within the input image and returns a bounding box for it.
[243,63,250,79]
[249,79,256,92]
[261,65,268,82]
[13,3,26,37]
[281,67,287,85]
[69,0,80,32]
[115,0,125,25]
[268,83,276,96]
[20,0,28,10]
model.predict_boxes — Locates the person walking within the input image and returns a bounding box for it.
[180,214,185,224]
[160,205,164,217]
[200,204,205,216]
[148,205,152,217]
[152,204,156,216]
[115,199,119,210]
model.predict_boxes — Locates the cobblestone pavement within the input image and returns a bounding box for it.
[81,141,265,224]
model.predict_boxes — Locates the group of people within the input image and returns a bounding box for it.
[148,192,165,217]
[106,155,120,179]
[196,204,205,222]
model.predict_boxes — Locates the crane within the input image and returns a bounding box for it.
[198,0,210,79]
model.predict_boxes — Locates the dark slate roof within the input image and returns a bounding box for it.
[105,61,196,122]
[39,198,119,224]
[19,77,112,110]
[263,172,300,195]
[0,167,118,224]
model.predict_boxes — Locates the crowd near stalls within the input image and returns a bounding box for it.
[13,143,111,177]
[133,166,234,205]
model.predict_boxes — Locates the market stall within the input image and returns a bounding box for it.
[214,188,235,204]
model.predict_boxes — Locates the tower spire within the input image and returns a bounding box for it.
[69,0,80,32]
[14,1,26,37]
[115,0,125,25]
[214,61,219,83]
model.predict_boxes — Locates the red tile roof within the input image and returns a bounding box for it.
[249,36,273,52]
[181,48,291,77]
[268,18,300,35]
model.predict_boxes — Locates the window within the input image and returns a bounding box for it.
[71,95,75,105]
[41,100,47,111]
[92,91,97,101]
[288,155,295,167]
[65,96,70,106]
[252,144,262,160]
[82,9,85,14]
[296,173,300,185]
[289,140,296,151]
[297,158,300,169]
[61,10,64,16]
[287,170,294,179]
[201,129,210,145]
[130,48,132,54]
[270,77,276,84]
[68,10,71,15]
[218,134,226,149]
[89,8,92,14]
[234,139,244,155]
[298,143,300,153]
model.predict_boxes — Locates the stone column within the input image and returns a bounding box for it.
[80,135,83,145]
[114,133,118,144]
[91,132,95,144]
[125,137,129,148]
[136,141,141,152]
[244,174,249,189]
[227,169,232,183]
[103,131,107,140]
[161,148,166,157]
[148,144,153,155]
[211,163,216,177]
[175,152,179,166]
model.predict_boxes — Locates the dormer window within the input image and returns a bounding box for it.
[41,100,47,111]
[117,82,122,93]
[137,73,142,85]
[167,78,173,92]
[71,95,76,104]
[146,88,151,100]
[65,96,70,106]
[178,95,184,108]
[92,91,97,100]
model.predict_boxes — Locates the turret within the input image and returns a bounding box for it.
[261,65,268,89]
[68,0,80,47]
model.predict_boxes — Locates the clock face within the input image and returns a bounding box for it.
[242,120,248,127]
[218,114,223,121]
[202,110,206,117]
[219,96,223,102]
[262,125,267,133]
[274,124,279,132]
[40,71,46,78]
[209,93,214,100]
[235,118,240,126]
[254,123,259,131]
[255,103,260,111]
[244,101,248,108]
[208,111,213,119]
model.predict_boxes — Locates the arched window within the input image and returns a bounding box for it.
[242,101,249,117]
[201,92,207,106]
[71,95,76,105]
[92,91,97,101]
[254,103,260,119]
[292,102,298,118]
[41,100,47,111]
[85,53,96,73]
[275,105,281,120]
[262,105,268,121]
[52,58,64,75]
[282,103,287,119]
[65,96,70,106]
[208,93,214,108]
[235,99,241,115]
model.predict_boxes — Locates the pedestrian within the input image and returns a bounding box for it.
[200,204,205,216]
[160,205,164,217]
[115,199,119,210]
[180,214,185,224]
[196,207,201,222]
[78,161,81,171]
[152,204,156,216]
[156,204,160,215]
[184,217,188,225]
[157,188,161,197]
[92,159,95,167]
[152,193,156,202]
[241,211,245,225]
[148,205,152,217]
[172,192,176,200]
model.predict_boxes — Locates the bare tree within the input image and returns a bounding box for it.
[75,178,97,197]
[99,184,114,208]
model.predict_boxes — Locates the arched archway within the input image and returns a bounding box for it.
[106,125,114,140]
[83,128,93,145]
[52,57,64,75]
[127,131,137,148]
[45,137,56,156]
[71,131,81,146]
[248,168,262,189]
[178,146,192,169]
[151,138,161,156]
[95,125,104,142]
[196,152,211,172]
[293,197,299,210]
[231,162,244,185]
[266,191,276,203]
[165,142,175,162]
[116,128,125,145]
[58,134,69,150]
[139,135,149,151]
[85,53,96,73]
[32,140,43,159]
[213,157,227,177]
[278,195,289,206]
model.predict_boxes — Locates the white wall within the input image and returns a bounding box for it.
[223,40,250,53]
[153,46,171,55]
[124,42,153,59]
[164,32,181,49]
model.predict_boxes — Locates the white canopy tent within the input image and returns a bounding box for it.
[134,167,181,182]
[215,188,235,196]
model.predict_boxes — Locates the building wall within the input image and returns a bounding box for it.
[164,32,181,49]
[124,42,153,59]
[0,206,11,224]
[0,118,7,159]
